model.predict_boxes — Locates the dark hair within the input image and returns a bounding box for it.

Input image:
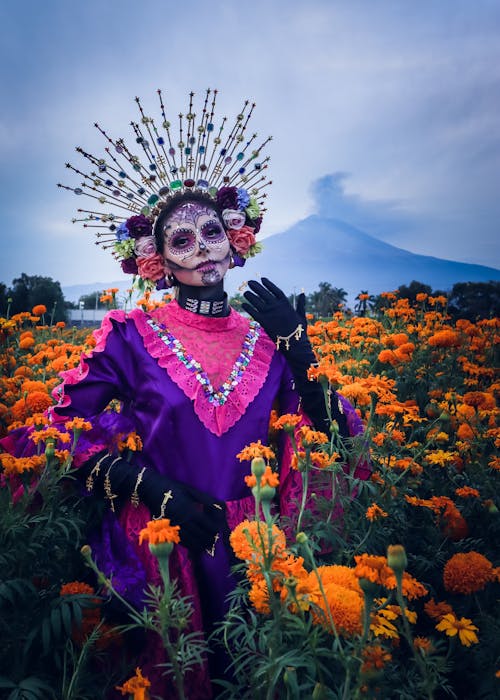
[153,192,224,252]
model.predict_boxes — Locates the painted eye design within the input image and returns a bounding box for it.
[170,228,195,252]
[201,220,225,242]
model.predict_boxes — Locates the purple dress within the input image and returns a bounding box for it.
[4,301,369,697]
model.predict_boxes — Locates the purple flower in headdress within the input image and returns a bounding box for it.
[155,276,169,290]
[121,257,139,275]
[236,187,250,210]
[252,215,263,234]
[231,253,246,268]
[116,222,130,241]
[126,214,152,239]
[216,186,239,211]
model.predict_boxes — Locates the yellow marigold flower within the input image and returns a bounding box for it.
[272,413,302,430]
[138,518,180,546]
[65,417,92,433]
[236,440,276,462]
[230,520,286,561]
[244,465,279,489]
[366,504,388,522]
[116,667,151,699]
[455,486,480,498]
[425,450,456,467]
[436,613,479,647]
[443,551,495,594]
[370,608,399,640]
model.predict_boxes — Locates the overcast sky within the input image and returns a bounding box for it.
[1,0,499,289]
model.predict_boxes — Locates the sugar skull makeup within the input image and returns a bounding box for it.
[162,201,231,287]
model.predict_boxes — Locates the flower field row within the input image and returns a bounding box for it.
[0,293,499,699]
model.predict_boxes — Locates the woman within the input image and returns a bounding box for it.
[8,91,370,696]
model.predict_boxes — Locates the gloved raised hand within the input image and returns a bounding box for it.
[242,278,348,438]
[79,452,225,552]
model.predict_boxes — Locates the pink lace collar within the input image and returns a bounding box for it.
[129,303,276,436]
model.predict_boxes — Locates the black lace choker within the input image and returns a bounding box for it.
[177,293,229,317]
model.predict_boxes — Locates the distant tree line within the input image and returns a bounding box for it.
[1,274,498,323]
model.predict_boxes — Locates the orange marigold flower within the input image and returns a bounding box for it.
[414,637,434,654]
[443,551,495,594]
[436,613,479,647]
[489,456,500,471]
[31,427,71,445]
[116,667,151,699]
[0,453,45,476]
[315,582,363,636]
[230,520,286,561]
[65,417,93,433]
[361,644,392,673]
[310,451,340,469]
[19,336,35,350]
[244,465,279,489]
[272,413,302,430]
[428,330,461,348]
[248,577,272,614]
[455,486,480,499]
[456,423,475,441]
[299,426,329,445]
[25,391,53,413]
[366,504,388,521]
[138,518,180,546]
[56,321,66,328]
[117,431,143,452]
[237,440,276,462]
[462,391,495,410]
[32,304,47,316]
[60,581,95,596]
[315,565,362,595]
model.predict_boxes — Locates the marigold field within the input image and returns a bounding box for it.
[0,293,499,700]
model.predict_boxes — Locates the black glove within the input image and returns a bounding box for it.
[242,278,349,438]
[79,452,225,552]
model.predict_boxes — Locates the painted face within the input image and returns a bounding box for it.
[162,201,231,287]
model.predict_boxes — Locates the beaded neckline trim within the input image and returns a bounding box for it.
[146,317,260,406]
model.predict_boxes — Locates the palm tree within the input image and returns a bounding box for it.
[307,282,348,318]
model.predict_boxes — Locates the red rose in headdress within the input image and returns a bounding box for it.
[228,225,256,256]
[137,253,165,281]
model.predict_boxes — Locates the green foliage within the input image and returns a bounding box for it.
[6,273,68,322]
[307,282,348,318]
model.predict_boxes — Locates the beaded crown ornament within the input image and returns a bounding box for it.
[58,89,272,288]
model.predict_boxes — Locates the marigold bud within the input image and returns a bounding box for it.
[387,544,407,574]
[296,532,308,544]
[251,457,266,478]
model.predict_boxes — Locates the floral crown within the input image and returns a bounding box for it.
[58,89,272,289]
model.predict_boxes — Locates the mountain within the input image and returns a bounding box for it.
[225,215,500,302]
[63,215,500,305]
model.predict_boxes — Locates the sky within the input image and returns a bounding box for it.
[1,0,499,290]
